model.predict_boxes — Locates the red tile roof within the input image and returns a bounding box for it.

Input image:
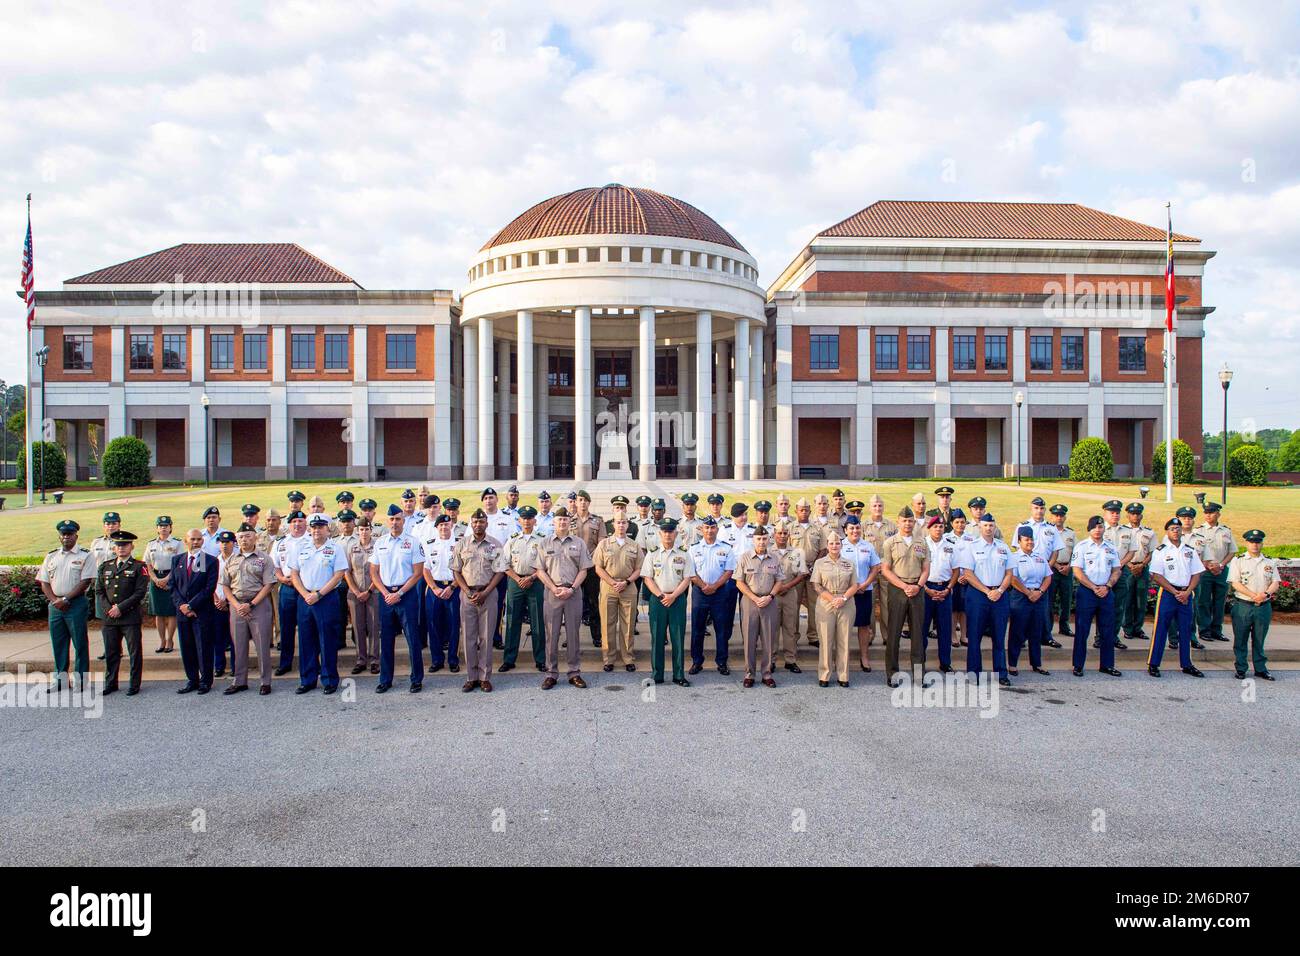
[481,184,745,252]
[66,243,358,285]
[817,201,1198,243]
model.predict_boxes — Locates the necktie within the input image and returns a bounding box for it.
[189,554,196,574]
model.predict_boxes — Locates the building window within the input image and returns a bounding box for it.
[874,333,898,371]
[654,352,677,389]
[243,333,267,371]
[1030,334,1053,371]
[324,333,348,371]
[210,333,234,370]
[595,352,630,390]
[386,333,416,370]
[291,333,315,370]
[162,333,186,370]
[547,352,573,388]
[62,334,93,371]
[1118,335,1146,372]
[129,334,153,371]
[953,334,976,371]
[1061,334,1084,371]
[984,334,1008,371]
[907,333,930,371]
[809,333,839,371]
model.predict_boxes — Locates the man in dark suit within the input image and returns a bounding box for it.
[172,527,218,694]
[96,530,149,696]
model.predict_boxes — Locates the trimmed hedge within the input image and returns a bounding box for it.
[1228,444,1270,486]
[0,566,47,623]
[1151,438,1195,484]
[15,441,67,489]
[101,435,152,488]
[1068,437,1114,482]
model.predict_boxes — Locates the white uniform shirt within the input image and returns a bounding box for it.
[271,532,311,575]
[960,536,1013,588]
[1009,548,1052,590]
[1019,519,1062,561]
[535,511,555,537]
[1151,536,1206,588]
[927,535,962,584]
[841,539,882,589]
[482,510,521,546]
[718,521,756,557]
[419,534,458,582]
[287,538,349,591]
[1071,539,1120,587]
[369,531,423,587]
[689,540,737,586]
[200,526,228,557]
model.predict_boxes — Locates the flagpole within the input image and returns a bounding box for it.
[1164,201,1174,504]
[24,194,33,509]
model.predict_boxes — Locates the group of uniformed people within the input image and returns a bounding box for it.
[35,484,1281,696]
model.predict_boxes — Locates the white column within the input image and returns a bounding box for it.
[574,306,593,482]
[749,324,762,478]
[775,316,793,479]
[463,321,478,479]
[695,311,713,479]
[733,318,750,480]
[517,310,535,481]
[855,327,872,477]
[478,318,495,481]
[349,384,370,480]
[715,339,730,470]
[535,342,550,477]
[638,306,656,480]
[268,385,288,479]
[496,336,510,470]
[433,323,453,479]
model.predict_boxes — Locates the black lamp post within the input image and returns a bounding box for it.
[35,345,49,501]
[200,393,211,488]
[1218,363,1232,504]
[1014,391,1024,486]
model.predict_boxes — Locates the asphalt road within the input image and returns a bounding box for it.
[2,669,1296,867]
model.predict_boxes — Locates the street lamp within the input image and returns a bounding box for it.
[200,393,211,488]
[35,345,50,502]
[1014,391,1024,486]
[1218,363,1233,505]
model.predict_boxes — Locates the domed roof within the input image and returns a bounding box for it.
[481,184,746,253]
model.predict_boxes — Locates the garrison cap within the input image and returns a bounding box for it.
[610,495,630,506]
[1126,502,1144,514]
[517,505,538,519]
[287,510,307,521]
[386,504,403,517]
[680,493,699,505]
[899,507,915,519]
[337,509,357,522]
[701,515,717,526]
[359,498,378,510]
[480,487,497,499]
[308,514,330,527]
[707,493,725,505]
[1175,506,1197,519]
[1030,496,1046,507]
[935,486,955,496]
[471,508,488,520]
[1049,504,1068,516]
[335,491,355,503]
[287,490,306,502]
[651,499,666,510]
[265,508,282,519]
[1102,499,1123,512]
[434,514,452,526]
[1164,517,1180,529]
[156,515,173,526]
[109,529,137,542]
[658,518,679,532]
[237,523,257,534]
[103,511,122,523]
[202,506,220,518]
[576,490,591,501]
[241,503,260,516]
[1204,501,1223,513]
[754,500,772,512]
[1243,529,1265,543]
[1016,525,1035,540]
[844,515,861,526]
[56,519,80,534]
[442,498,461,510]
[216,530,237,543]
[401,488,417,500]
[1087,515,1105,531]
[967,496,987,509]
[538,491,551,501]
[730,502,748,517]
[949,508,966,521]
[552,506,570,518]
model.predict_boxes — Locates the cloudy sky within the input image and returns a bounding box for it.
[3,0,1297,428]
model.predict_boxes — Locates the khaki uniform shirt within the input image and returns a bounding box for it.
[1102,522,1135,563]
[1226,552,1278,595]
[220,549,276,602]
[573,513,605,556]
[346,539,375,590]
[1195,523,1236,567]
[1051,526,1077,567]
[861,518,897,554]
[594,536,644,581]
[678,517,704,546]
[505,532,544,576]
[810,556,855,595]
[640,545,696,592]
[790,522,827,567]
[143,536,184,573]
[89,534,116,577]
[881,533,929,584]
[37,545,94,598]
[450,535,508,589]
[773,546,808,585]
[538,534,594,586]
[1127,524,1157,565]
[257,528,284,556]
[737,550,785,598]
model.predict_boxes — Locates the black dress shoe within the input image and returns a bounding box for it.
[1182,666,1204,678]
[1234,669,1246,679]
[1133,630,1148,640]
[126,686,140,696]
[998,676,1011,687]
[625,663,636,672]
[97,653,106,660]
[785,662,802,674]
[429,662,444,673]
[887,677,901,688]
[492,639,504,650]
[376,682,391,693]
[1191,640,1205,650]
[1167,641,1178,651]
[214,667,225,678]
[1100,667,1122,677]
[497,663,514,673]
[1147,666,1161,678]
[350,663,366,675]
[259,685,271,695]
[1255,671,1275,681]
[409,682,422,693]
[1008,667,1019,676]
[838,680,850,688]
[673,678,691,687]
[223,684,248,695]
[1072,667,1084,677]
[688,663,702,675]
[1032,667,1050,676]
[818,680,830,687]
[717,665,730,676]
[295,684,317,694]
[1043,639,1062,649]
[1092,640,1102,649]
[323,684,337,695]
[177,682,198,694]
[602,663,614,673]
[1114,640,1128,650]
[449,663,460,673]
[1058,625,1073,637]
[939,664,954,673]
[102,686,118,696]
[274,666,291,677]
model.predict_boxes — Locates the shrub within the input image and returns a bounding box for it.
[1068,437,1114,482]
[1151,438,1195,484]
[0,566,48,623]
[1275,433,1300,473]
[15,441,67,489]
[101,435,152,488]
[1228,444,1270,486]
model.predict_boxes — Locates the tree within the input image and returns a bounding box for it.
[15,441,67,489]
[1275,432,1300,472]
[1151,438,1195,484]
[101,435,152,488]
[1228,444,1270,486]
[1069,437,1114,482]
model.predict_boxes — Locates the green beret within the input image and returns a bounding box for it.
[576,490,591,501]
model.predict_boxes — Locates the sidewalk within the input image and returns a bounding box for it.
[4,619,1297,679]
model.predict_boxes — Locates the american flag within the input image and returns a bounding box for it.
[1170,204,1180,332]
[21,194,35,330]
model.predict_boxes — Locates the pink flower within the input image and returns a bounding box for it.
[11,586,20,595]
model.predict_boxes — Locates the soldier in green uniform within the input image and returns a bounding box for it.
[502,505,546,672]
[36,519,95,690]
[1226,529,1278,680]
[95,530,149,696]
[933,487,956,531]
[1194,502,1235,644]
[641,519,695,687]
[1048,504,1076,637]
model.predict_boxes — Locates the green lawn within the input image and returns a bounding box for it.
[1,476,1295,560]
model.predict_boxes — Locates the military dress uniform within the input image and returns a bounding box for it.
[271,530,311,671]
[345,536,380,672]
[37,528,94,685]
[256,522,286,645]
[689,529,737,672]
[810,553,856,684]
[1193,511,1235,643]
[370,523,425,692]
[879,524,929,680]
[1048,508,1077,636]
[790,521,828,645]
[287,529,350,692]
[451,531,509,688]
[772,537,808,668]
[960,527,1013,682]
[538,530,593,682]
[143,532,184,619]
[594,533,644,670]
[481,504,521,647]
[220,542,276,692]
[642,531,695,684]
[502,522,546,671]
[1100,507,1135,649]
[95,538,150,694]
[923,530,961,671]
[419,522,462,671]
[1071,532,1122,674]
[88,523,118,621]
[572,507,606,646]
[1122,509,1157,640]
[1008,544,1053,673]
[860,516,897,645]
[736,545,785,684]
[1226,532,1277,678]
[1146,525,1206,675]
